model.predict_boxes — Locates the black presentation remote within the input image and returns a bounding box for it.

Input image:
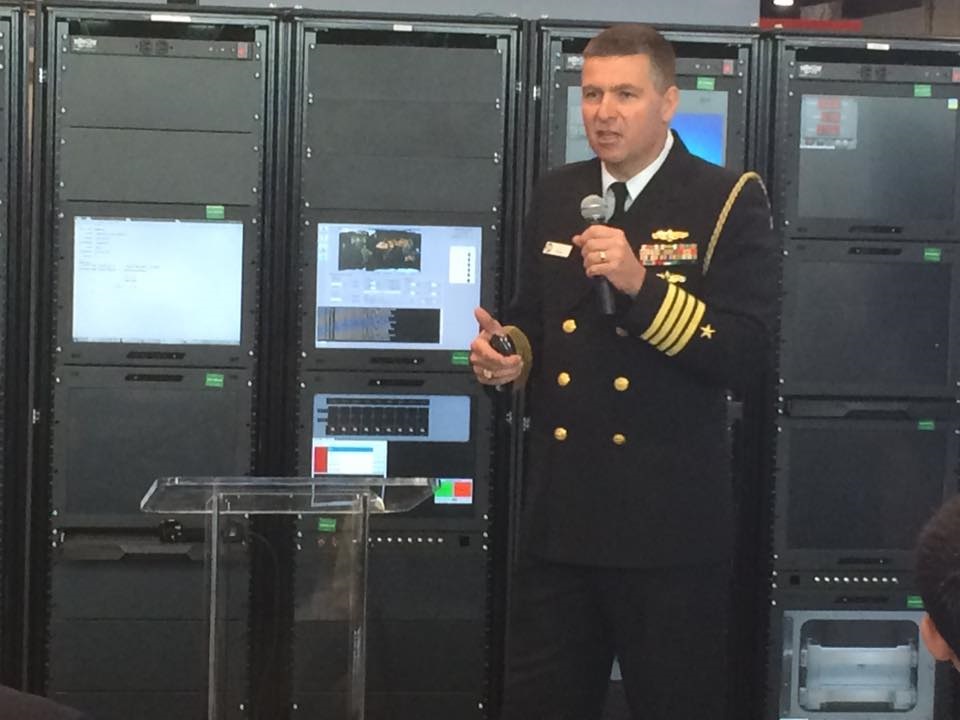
[490,334,516,356]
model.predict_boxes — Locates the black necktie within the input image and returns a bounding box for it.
[609,182,628,226]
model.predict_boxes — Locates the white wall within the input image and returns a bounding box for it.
[860,5,928,34]
[200,0,759,27]
[932,0,960,35]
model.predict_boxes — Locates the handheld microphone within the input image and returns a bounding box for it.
[580,194,616,316]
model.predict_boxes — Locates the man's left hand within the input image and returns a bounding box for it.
[572,225,646,297]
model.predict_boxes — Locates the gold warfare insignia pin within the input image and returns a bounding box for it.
[651,228,690,242]
[639,243,698,266]
[656,270,687,284]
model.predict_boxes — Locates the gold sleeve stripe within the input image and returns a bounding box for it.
[640,283,681,341]
[647,287,691,347]
[649,291,694,348]
[656,292,698,352]
[665,299,706,356]
[503,325,532,389]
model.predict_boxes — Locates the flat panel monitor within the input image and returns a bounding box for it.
[779,240,960,398]
[798,95,956,223]
[774,415,956,570]
[301,373,490,529]
[56,208,257,367]
[71,216,244,346]
[311,222,482,356]
[778,53,960,239]
[775,610,935,720]
[564,87,728,167]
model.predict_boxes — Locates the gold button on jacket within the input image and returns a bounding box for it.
[554,427,568,441]
[557,372,571,387]
[613,377,630,392]
[562,319,577,334]
[612,433,626,446]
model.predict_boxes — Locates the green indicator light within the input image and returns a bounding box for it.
[434,480,454,498]
[317,517,337,533]
[696,76,716,91]
[206,205,226,220]
[914,84,933,98]
[451,351,470,366]
[205,373,225,389]
[907,595,924,610]
[918,420,936,431]
[924,247,942,262]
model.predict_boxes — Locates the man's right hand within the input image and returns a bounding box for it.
[470,307,523,386]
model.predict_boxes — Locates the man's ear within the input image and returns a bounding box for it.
[921,614,959,664]
[660,85,679,124]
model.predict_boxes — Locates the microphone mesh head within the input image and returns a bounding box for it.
[580,194,613,223]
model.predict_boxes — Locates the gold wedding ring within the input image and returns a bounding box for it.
[599,250,607,262]
[483,369,493,379]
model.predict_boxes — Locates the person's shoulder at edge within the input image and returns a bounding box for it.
[0,684,91,720]
[669,140,748,192]
[533,158,600,197]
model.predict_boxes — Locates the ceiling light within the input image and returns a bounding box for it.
[773,0,795,5]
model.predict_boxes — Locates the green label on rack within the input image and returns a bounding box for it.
[914,84,933,98]
[206,205,226,220]
[696,76,716,91]
[451,351,470,366]
[317,517,337,533]
[924,247,942,262]
[918,420,936,431]
[205,373,224,389]
[907,595,925,610]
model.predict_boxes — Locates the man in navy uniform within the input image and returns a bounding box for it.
[470,23,778,719]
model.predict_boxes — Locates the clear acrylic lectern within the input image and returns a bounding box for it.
[141,476,436,720]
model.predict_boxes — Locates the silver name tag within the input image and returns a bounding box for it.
[542,241,573,258]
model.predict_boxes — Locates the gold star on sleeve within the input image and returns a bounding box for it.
[699,324,716,339]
